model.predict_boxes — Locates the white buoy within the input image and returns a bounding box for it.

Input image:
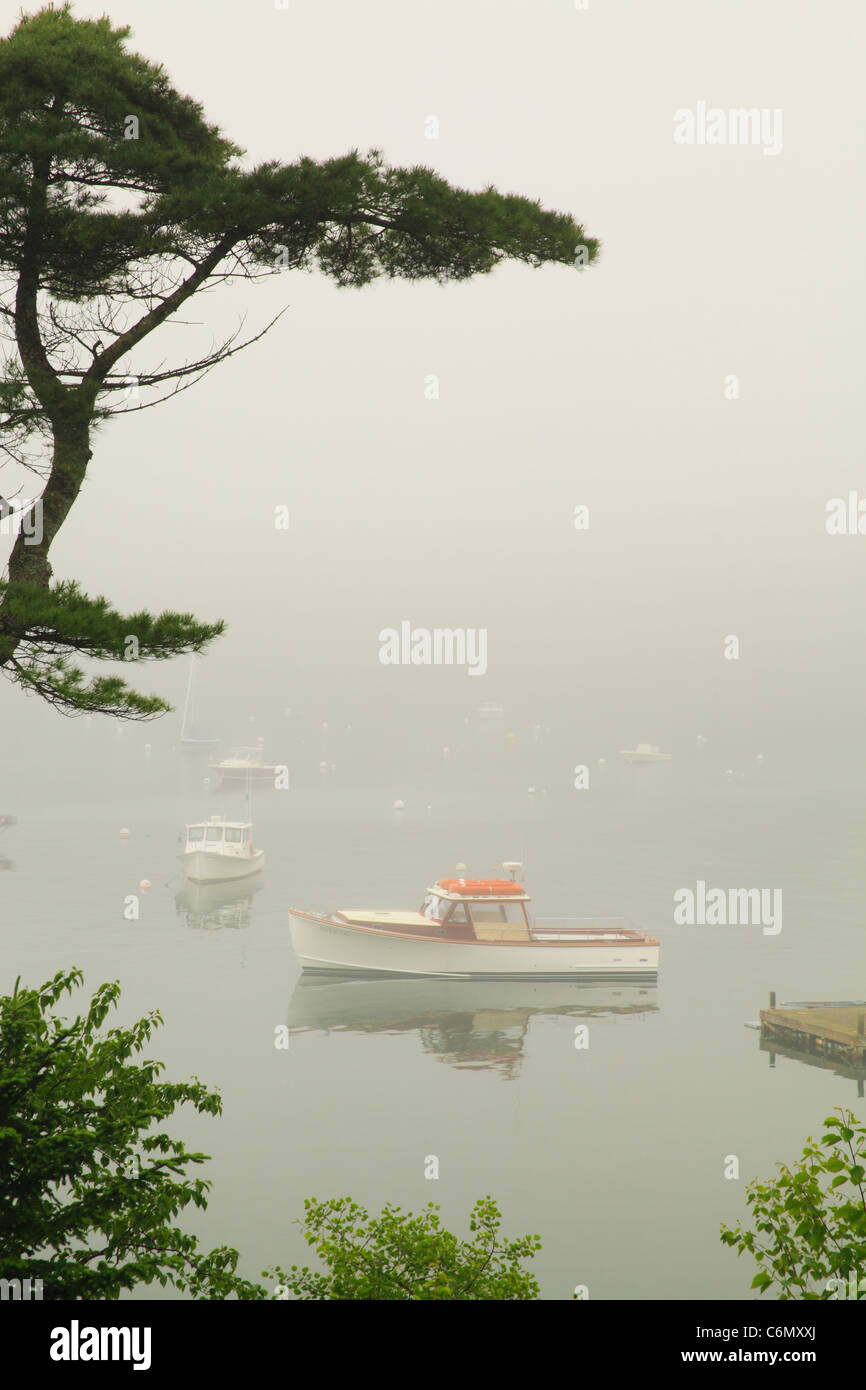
[139,879,151,892]
[455,862,467,873]
[393,799,405,811]
[319,760,329,773]
[144,743,152,757]
[598,757,607,766]
[119,828,130,840]
[528,786,537,796]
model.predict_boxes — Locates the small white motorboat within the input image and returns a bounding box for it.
[289,868,659,979]
[208,738,279,789]
[619,743,672,765]
[477,702,505,718]
[181,815,264,884]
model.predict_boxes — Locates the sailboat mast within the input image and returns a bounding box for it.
[181,656,195,740]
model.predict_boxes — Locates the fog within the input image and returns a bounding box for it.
[1,0,863,772]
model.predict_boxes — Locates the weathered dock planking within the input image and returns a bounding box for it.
[760,993,866,1072]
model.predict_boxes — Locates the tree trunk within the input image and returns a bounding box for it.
[0,424,91,666]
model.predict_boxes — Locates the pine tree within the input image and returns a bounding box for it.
[0,4,599,717]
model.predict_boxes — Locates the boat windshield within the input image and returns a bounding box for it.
[187,826,206,843]
[421,893,449,922]
[225,827,243,843]
[470,901,527,926]
[206,826,224,842]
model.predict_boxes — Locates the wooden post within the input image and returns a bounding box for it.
[769,991,776,1010]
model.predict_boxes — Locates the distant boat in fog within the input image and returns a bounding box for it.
[181,815,264,883]
[620,744,672,765]
[478,701,505,719]
[208,738,278,788]
[179,656,219,750]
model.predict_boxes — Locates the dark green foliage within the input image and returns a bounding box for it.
[268,1195,542,1300]
[0,969,264,1299]
[0,5,598,716]
[0,578,224,716]
[721,1109,866,1299]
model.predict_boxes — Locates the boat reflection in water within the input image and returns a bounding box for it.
[286,976,659,1078]
[0,814,16,871]
[175,876,263,931]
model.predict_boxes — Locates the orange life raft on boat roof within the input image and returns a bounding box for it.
[435,878,526,897]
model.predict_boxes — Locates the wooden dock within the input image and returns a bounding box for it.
[760,994,866,1070]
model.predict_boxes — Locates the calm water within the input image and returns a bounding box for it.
[2,717,864,1300]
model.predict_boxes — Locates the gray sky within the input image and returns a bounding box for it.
[1,0,863,764]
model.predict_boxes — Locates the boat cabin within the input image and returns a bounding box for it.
[419,879,531,941]
[184,817,254,853]
[219,746,265,765]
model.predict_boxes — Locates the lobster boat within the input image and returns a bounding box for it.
[181,816,264,884]
[288,869,659,979]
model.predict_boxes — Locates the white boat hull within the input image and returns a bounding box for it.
[209,766,277,788]
[184,849,264,884]
[288,911,659,979]
[621,754,671,765]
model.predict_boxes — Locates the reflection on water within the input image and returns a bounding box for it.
[174,876,263,930]
[759,1036,866,1097]
[287,976,658,1077]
